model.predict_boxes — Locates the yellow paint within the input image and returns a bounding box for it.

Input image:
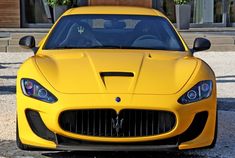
[17,6,216,150]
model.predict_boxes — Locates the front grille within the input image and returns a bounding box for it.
[59,109,176,137]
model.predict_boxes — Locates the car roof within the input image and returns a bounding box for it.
[63,6,165,17]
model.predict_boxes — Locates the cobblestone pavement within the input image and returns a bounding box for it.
[0,52,234,158]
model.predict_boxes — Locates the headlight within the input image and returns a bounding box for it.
[21,79,57,103]
[178,80,213,104]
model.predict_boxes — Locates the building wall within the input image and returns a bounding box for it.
[0,0,20,28]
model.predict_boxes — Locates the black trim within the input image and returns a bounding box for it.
[26,109,56,142]
[100,72,134,77]
[56,134,178,146]
[56,132,178,151]
[179,111,208,143]
[56,144,178,151]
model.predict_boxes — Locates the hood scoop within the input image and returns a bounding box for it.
[100,72,134,92]
[100,72,134,77]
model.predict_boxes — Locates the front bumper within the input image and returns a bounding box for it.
[23,109,209,151]
[17,91,217,151]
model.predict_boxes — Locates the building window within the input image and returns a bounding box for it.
[214,0,223,23]
[21,0,53,27]
[156,0,224,24]
[22,0,52,24]
[229,0,235,22]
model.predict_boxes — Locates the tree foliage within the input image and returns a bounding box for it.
[47,0,72,6]
[174,0,190,5]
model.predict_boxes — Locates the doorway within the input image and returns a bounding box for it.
[20,0,53,28]
[89,0,152,8]
[228,0,235,25]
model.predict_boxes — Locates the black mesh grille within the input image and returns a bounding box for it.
[59,109,176,137]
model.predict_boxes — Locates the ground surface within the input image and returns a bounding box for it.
[0,52,234,158]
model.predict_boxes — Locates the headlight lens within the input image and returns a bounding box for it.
[178,80,213,104]
[21,79,57,103]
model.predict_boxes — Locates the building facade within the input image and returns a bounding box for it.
[0,0,235,28]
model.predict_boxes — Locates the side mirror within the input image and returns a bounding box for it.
[19,36,36,49]
[192,38,211,53]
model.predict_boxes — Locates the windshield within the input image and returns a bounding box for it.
[44,15,185,51]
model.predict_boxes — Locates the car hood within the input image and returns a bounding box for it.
[35,50,197,94]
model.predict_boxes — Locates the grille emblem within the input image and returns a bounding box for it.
[115,97,121,103]
[112,116,124,134]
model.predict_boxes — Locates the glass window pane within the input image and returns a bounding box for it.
[192,0,204,24]
[159,0,224,24]
[214,0,223,23]
[190,0,224,24]
[229,0,235,22]
[23,0,52,23]
[44,15,185,51]
[158,0,176,23]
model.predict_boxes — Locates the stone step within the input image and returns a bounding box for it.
[6,46,33,53]
[210,45,235,51]
[187,44,235,51]
[181,32,235,37]
[8,39,19,46]
[8,39,42,46]
[0,46,6,52]
[0,40,9,46]
[0,32,10,38]
[10,33,47,39]
[185,41,235,45]
[182,37,235,45]
[183,36,235,39]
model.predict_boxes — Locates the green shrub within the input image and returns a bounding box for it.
[174,0,190,5]
[47,0,72,6]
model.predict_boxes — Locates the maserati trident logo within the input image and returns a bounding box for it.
[77,26,85,34]
[112,116,124,134]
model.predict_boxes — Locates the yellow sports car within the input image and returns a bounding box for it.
[17,6,217,151]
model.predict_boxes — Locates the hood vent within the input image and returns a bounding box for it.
[100,72,134,92]
[100,72,134,77]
